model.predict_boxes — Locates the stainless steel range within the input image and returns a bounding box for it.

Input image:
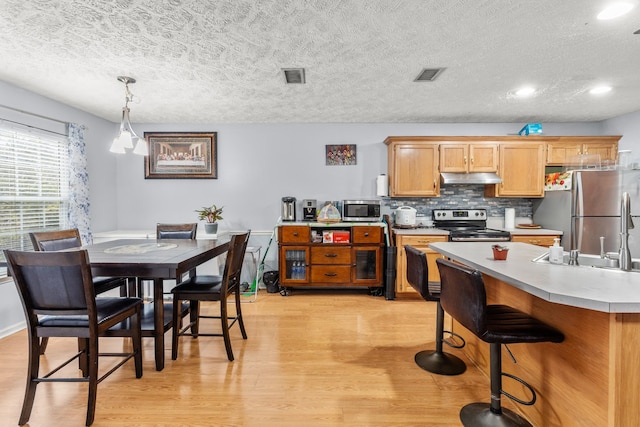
[433,209,511,242]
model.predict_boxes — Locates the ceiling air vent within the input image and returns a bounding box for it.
[414,68,445,82]
[282,68,306,84]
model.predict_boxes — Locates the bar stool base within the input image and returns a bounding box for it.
[414,350,466,376]
[460,403,533,427]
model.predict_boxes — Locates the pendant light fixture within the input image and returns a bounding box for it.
[109,76,148,155]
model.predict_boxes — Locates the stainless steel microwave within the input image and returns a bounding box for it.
[342,200,381,222]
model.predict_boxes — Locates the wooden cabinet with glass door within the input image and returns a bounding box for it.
[395,234,447,295]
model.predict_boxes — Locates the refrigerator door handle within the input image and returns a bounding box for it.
[573,217,583,251]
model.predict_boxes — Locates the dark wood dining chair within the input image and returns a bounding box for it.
[171,231,250,361]
[4,249,143,426]
[29,228,129,353]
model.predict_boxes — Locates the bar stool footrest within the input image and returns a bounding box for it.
[414,349,467,376]
[501,372,537,406]
[460,403,533,427]
[443,329,466,349]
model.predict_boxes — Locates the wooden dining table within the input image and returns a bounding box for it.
[84,237,230,371]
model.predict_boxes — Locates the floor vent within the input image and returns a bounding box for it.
[282,68,306,84]
[414,68,445,82]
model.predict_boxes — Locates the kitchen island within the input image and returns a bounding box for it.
[429,241,640,427]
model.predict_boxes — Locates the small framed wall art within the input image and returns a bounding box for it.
[326,144,356,166]
[144,132,217,179]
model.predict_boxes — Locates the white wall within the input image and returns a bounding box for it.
[601,110,640,154]
[114,121,604,232]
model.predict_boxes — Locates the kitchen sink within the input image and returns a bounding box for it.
[532,252,640,272]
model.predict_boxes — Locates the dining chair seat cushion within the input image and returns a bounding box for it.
[92,276,126,294]
[172,275,223,293]
[38,298,143,328]
[481,305,565,344]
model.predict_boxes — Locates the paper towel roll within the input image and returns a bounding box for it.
[504,208,515,229]
[376,174,388,197]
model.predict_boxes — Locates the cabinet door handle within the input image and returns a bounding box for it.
[464,156,467,165]
[433,180,436,189]
[471,157,474,165]
[324,253,338,258]
[324,272,337,277]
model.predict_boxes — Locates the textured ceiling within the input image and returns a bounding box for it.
[1,0,639,124]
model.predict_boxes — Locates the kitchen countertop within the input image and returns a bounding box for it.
[392,227,562,236]
[429,241,640,313]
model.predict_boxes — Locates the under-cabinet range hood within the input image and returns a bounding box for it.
[440,172,502,185]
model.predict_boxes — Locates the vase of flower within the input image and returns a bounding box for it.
[195,204,223,234]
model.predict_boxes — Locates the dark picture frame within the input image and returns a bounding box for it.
[326,144,357,166]
[144,132,217,179]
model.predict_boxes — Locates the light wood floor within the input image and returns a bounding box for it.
[0,289,500,427]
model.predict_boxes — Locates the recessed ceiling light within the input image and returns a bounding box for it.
[515,87,536,97]
[590,85,612,94]
[597,2,634,20]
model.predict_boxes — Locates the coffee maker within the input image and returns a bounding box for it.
[282,197,296,221]
[302,199,317,221]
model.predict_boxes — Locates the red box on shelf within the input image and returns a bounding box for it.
[332,231,350,243]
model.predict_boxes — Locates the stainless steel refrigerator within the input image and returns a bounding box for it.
[533,169,640,256]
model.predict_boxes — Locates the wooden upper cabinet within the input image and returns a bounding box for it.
[545,136,620,165]
[486,142,545,198]
[385,138,439,197]
[440,143,498,173]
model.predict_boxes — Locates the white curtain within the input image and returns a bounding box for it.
[67,123,92,244]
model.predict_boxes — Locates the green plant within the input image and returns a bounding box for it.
[195,204,223,223]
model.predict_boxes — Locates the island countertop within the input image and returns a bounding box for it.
[429,241,640,313]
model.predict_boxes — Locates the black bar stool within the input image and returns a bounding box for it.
[404,245,466,375]
[436,258,564,427]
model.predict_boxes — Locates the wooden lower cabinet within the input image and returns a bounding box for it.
[511,234,560,247]
[395,234,448,295]
[278,225,384,289]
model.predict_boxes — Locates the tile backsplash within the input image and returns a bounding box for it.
[383,184,533,220]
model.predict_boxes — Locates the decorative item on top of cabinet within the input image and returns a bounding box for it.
[384,137,439,197]
[511,234,561,247]
[440,143,498,173]
[545,136,620,166]
[395,234,447,295]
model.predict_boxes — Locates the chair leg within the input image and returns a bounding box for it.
[414,302,466,376]
[38,337,49,355]
[459,343,533,427]
[19,331,41,425]
[190,300,200,337]
[132,307,143,378]
[220,298,234,361]
[172,295,180,360]
[235,288,247,339]
[78,338,89,377]
[85,335,99,426]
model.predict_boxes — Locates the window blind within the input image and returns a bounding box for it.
[0,125,70,277]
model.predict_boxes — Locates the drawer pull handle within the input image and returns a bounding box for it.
[324,253,338,258]
[324,272,337,277]
[293,232,298,236]
[417,240,431,244]
[364,232,369,236]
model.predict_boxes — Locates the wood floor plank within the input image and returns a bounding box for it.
[0,289,494,426]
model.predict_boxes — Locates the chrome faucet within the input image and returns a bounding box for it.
[619,192,634,271]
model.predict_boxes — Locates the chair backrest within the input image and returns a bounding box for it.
[30,229,82,252]
[436,258,487,338]
[156,223,198,240]
[4,249,96,320]
[404,245,437,301]
[220,231,251,295]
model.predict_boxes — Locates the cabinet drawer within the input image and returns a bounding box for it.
[352,226,382,244]
[511,235,559,247]
[399,234,448,247]
[311,266,351,283]
[280,226,309,243]
[311,246,351,264]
